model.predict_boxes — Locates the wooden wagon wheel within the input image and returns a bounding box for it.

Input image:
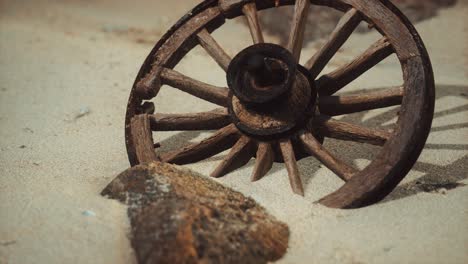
[125,0,435,208]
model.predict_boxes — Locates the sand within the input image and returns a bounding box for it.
[0,0,467,263]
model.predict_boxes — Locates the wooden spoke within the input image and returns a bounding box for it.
[299,132,356,181]
[130,114,159,163]
[160,67,229,107]
[242,3,264,44]
[317,37,395,95]
[251,142,274,182]
[315,115,391,146]
[196,28,232,71]
[211,136,256,178]
[149,108,230,131]
[319,86,404,116]
[160,124,240,165]
[305,8,361,79]
[279,139,304,196]
[287,0,310,62]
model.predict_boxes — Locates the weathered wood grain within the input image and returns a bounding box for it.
[130,115,159,163]
[161,67,229,106]
[242,3,264,44]
[219,0,250,15]
[211,136,256,178]
[287,0,310,62]
[305,8,361,79]
[300,132,356,181]
[161,124,240,164]
[126,4,225,165]
[340,0,420,59]
[319,86,404,116]
[149,108,230,131]
[135,66,163,99]
[317,37,395,95]
[153,7,225,68]
[315,115,392,146]
[197,28,232,71]
[251,142,275,182]
[279,139,304,196]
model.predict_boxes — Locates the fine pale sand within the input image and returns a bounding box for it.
[0,0,467,263]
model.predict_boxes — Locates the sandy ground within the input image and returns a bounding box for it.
[1,0,467,263]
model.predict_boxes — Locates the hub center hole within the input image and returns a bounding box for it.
[246,56,288,90]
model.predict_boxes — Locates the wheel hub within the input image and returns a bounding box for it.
[227,43,317,138]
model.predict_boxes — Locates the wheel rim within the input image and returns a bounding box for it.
[124,0,435,208]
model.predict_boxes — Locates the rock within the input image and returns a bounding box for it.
[75,106,91,119]
[102,162,289,264]
[82,210,96,217]
[22,127,34,133]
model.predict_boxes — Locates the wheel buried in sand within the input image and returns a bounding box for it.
[124,0,435,209]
